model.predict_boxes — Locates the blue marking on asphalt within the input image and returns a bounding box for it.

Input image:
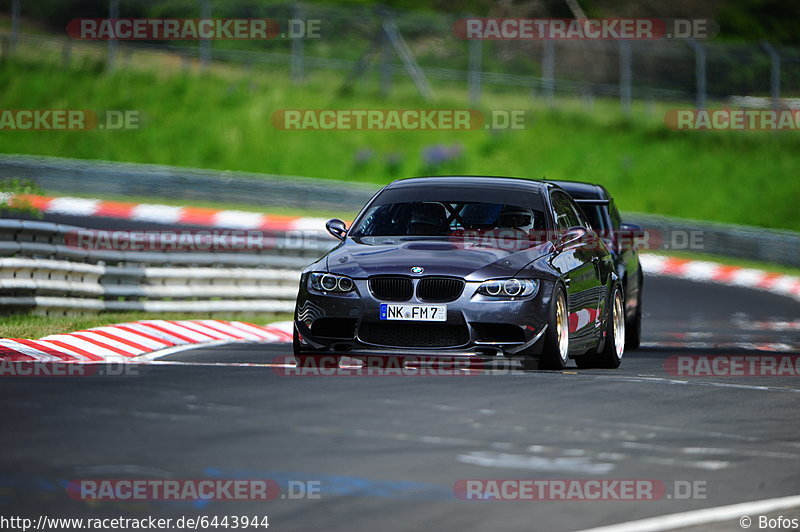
[0,468,454,507]
[204,467,454,500]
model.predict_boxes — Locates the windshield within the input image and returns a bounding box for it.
[351,200,548,237]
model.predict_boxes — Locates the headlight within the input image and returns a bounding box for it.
[477,278,539,298]
[308,272,355,293]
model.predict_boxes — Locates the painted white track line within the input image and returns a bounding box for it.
[135,340,235,361]
[577,494,800,532]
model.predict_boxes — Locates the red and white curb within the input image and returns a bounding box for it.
[640,253,800,302]
[0,320,293,363]
[15,194,331,232]
[569,308,599,333]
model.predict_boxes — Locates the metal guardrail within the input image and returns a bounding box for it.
[0,154,378,213]
[0,219,338,315]
[4,154,799,267]
[3,212,800,316]
[624,213,800,268]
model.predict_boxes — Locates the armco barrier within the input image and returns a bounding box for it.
[624,213,800,268]
[2,154,799,267]
[0,154,378,212]
[0,219,338,315]
[2,220,800,316]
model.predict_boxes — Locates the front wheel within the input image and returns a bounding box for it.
[537,285,570,370]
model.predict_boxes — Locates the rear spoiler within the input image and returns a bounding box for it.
[574,199,610,206]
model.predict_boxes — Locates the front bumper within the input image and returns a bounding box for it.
[294,276,555,360]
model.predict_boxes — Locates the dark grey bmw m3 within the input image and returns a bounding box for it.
[293,176,626,370]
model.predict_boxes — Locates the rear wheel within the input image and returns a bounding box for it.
[537,285,570,370]
[576,287,625,369]
[626,290,642,350]
[293,327,341,368]
[626,307,642,351]
[625,272,643,350]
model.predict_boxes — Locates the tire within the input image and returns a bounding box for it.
[626,272,643,350]
[537,285,570,370]
[293,327,340,368]
[576,286,625,369]
[625,305,642,351]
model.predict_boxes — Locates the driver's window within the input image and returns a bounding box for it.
[552,192,580,231]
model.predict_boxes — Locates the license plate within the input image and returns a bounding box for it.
[379,304,447,322]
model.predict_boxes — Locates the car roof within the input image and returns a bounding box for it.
[546,179,610,200]
[386,175,551,193]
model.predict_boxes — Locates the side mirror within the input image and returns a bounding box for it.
[555,226,587,252]
[617,222,645,253]
[326,219,348,241]
[620,222,643,232]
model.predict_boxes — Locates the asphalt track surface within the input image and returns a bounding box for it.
[1,213,799,531]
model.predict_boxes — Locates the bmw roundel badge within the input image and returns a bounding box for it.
[410,266,424,274]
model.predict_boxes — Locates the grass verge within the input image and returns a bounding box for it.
[0,49,798,231]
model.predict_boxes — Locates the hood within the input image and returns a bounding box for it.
[326,237,553,280]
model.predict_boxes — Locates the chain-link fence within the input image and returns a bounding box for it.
[3,1,799,112]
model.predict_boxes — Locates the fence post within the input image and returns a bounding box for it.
[291,1,305,83]
[687,39,706,109]
[380,23,392,97]
[199,0,211,69]
[380,8,432,101]
[762,41,781,109]
[10,0,20,52]
[542,39,554,106]
[62,39,72,68]
[619,40,632,116]
[468,36,482,106]
[108,0,119,70]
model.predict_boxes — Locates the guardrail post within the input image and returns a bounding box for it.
[619,40,632,117]
[687,39,706,109]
